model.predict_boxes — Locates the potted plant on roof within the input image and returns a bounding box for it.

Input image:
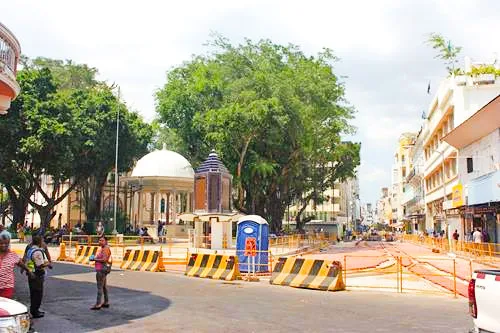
[471,65,496,85]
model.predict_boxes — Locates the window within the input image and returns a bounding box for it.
[402,167,406,178]
[467,157,473,173]
[402,155,405,163]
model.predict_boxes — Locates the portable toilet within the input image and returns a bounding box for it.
[236,215,269,272]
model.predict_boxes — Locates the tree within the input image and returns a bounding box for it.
[156,37,360,231]
[427,33,462,75]
[74,87,152,224]
[0,67,57,229]
[0,60,152,233]
[150,120,187,153]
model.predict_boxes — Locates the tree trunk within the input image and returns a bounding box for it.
[37,206,56,235]
[6,187,30,230]
[295,200,309,232]
[83,173,107,222]
[236,137,252,210]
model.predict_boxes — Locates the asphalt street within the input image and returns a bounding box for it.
[13,262,473,333]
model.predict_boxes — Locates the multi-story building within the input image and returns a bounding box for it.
[402,127,427,233]
[288,176,360,233]
[376,187,392,225]
[443,94,500,243]
[0,22,21,114]
[391,133,418,228]
[423,57,500,236]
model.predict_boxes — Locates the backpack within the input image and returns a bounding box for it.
[24,245,46,274]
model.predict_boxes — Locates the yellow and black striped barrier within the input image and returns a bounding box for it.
[74,245,99,265]
[270,257,345,291]
[120,249,165,272]
[185,253,240,281]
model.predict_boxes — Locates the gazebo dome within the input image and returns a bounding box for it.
[131,149,194,179]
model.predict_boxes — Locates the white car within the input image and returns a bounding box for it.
[0,297,30,333]
[469,270,500,333]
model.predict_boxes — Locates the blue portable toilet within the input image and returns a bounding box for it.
[236,215,269,272]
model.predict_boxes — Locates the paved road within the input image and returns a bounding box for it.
[12,262,473,333]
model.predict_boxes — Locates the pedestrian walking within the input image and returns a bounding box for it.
[452,229,459,241]
[25,235,50,318]
[96,221,105,238]
[473,228,482,244]
[0,231,33,299]
[481,229,490,243]
[90,236,112,310]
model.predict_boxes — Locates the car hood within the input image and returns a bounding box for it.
[0,297,28,316]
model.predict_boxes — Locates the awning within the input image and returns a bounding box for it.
[443,94,500,149]
[467,170,500,206]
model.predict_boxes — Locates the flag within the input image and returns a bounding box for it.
[427,81,431,94]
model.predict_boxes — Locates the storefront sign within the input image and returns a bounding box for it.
[463,206,497,215]
[452,184,463,208]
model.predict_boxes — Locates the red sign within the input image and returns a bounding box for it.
[244,237,257,257]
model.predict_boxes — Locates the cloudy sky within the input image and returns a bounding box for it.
[2,0,500,204]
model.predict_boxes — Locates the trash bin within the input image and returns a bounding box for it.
[236,215,269,272]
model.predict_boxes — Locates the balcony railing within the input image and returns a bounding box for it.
[0,22,21,75]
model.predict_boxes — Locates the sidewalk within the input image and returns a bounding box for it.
[396,241,497,280]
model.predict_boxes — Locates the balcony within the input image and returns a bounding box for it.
[0,22,21,114]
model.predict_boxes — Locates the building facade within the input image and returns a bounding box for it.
[423,60,500,236]
[287,176,360,233]
[392,133,417,228]
[402,127,427,233]
[0,22,21,114]
[375,187,392,225]
[444,94,500,243]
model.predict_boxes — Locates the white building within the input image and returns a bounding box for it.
[402,127,427,233]
[423,57,500,236]
[443,94,500,243]
[391,133,417,228]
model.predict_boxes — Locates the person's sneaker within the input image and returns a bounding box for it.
[31,312,44,319]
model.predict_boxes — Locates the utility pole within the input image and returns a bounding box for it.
[112,88,120,235]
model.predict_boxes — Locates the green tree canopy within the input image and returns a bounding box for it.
[0,58,152,232]
[156,37,360,231]
[426,33,462,75]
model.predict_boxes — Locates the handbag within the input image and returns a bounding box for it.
[102,262,112,275]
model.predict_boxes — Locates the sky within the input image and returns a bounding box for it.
[2,0,500,205]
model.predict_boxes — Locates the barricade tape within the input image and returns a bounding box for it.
[185,253,240,281]
[270,257,345,291]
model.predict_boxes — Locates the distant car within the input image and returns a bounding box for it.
[0,297,30,333]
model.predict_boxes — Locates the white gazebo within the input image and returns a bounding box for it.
[123,147,195,238]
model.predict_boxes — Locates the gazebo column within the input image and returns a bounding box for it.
[154,191,160,223]
[149,192,155,223]
[172,190,178,224]
[137,190,143,228]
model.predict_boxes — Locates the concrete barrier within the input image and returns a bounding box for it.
[74,245,98,265]
[185,253,240,281]
[270,257,345,291]
[120,249,165,272]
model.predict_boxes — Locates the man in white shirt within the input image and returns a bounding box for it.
[473,228,482,244]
